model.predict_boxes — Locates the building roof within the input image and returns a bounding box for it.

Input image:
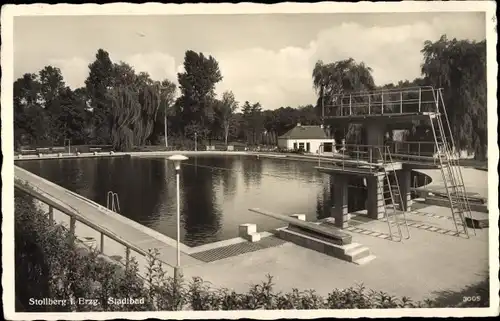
[278,124,328,140]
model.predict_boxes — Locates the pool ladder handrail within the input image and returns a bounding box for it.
[106,191,121,213]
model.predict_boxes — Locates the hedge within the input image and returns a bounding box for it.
[14,190,486,312]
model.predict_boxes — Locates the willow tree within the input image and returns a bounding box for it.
[312,58,376,143]
[108,86,139,151]
[421,35,487,159]
[108,83,161,151]
[135,83,162,145]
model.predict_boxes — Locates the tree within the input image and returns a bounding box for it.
[13,68,91,148]
[38,66,66,111]
[214,91,239,146]
[107,81,162,151]
[137,82,162,145]
[262,110,278,145]
[177,50,223,142]
[273,107,298,136]
[14,73,41,108]
[112,62,138,88]
[85,49,115,144]
[13,73,43,147]
[53,87,90,145]
[22,104,53,147]
[156,79,177,147]
[107,86,140,151]
[378,77,430,146]
[297,104,321,125]
[242,101,264,145]
[312,58,376,143]
[420,35,487,159]
[312,58,375,117]
[38,66,67,144]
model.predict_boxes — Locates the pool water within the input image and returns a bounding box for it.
[19,155,371,247]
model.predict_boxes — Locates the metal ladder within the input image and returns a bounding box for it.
[379,146,411,241]
[106,191,121,213]
[428,89,475,237]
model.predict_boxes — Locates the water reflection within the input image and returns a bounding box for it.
[20,155,372,247]
[181,156,223,246]
[241,155,263,188]
[220,157,237,199]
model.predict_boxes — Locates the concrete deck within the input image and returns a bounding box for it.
[14,150,252,161]
[181,202,489,303]
[13,150,349,168]
[415,167,489,201]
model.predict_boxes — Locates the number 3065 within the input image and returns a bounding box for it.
[463,296,481,302]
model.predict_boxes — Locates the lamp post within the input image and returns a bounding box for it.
[164,112,168,149]
[64,138,71,155]
[168,154,188,280]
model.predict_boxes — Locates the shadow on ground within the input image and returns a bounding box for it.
[431,278,490,308]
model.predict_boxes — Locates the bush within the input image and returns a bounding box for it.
[14,189,486,311]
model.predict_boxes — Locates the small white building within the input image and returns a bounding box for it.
[277,123,336,154]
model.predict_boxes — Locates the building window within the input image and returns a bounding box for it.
[306,142,310,152]
[298,142,305,151]
[293,142,297,150]
[324,142,333,152]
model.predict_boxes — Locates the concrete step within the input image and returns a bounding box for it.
[353,254,377,265]
[346,246,371,262]
[465,216,489,229]
[276,228,375,265]
[246,232,261,242]
[342,242,364,252]
[425,195,488,213]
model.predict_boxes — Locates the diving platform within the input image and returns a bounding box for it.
[323,112,438,124]
[315,163,402,177]
[249,208,376,265]
[321,86,440,124]
[316,86,478,240]
[322,142,444,170]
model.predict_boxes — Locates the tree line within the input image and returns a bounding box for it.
[13,35,487,159]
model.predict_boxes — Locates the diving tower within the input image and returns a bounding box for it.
[318,86,476,241]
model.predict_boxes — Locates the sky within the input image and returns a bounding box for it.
[14,12,486,110]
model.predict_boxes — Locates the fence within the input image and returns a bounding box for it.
[14,177,166,276]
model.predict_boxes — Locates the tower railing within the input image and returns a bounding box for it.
[386,141,450,165]
[318,141,454,171]
[323,86,441,117]
[319,143,389,172]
